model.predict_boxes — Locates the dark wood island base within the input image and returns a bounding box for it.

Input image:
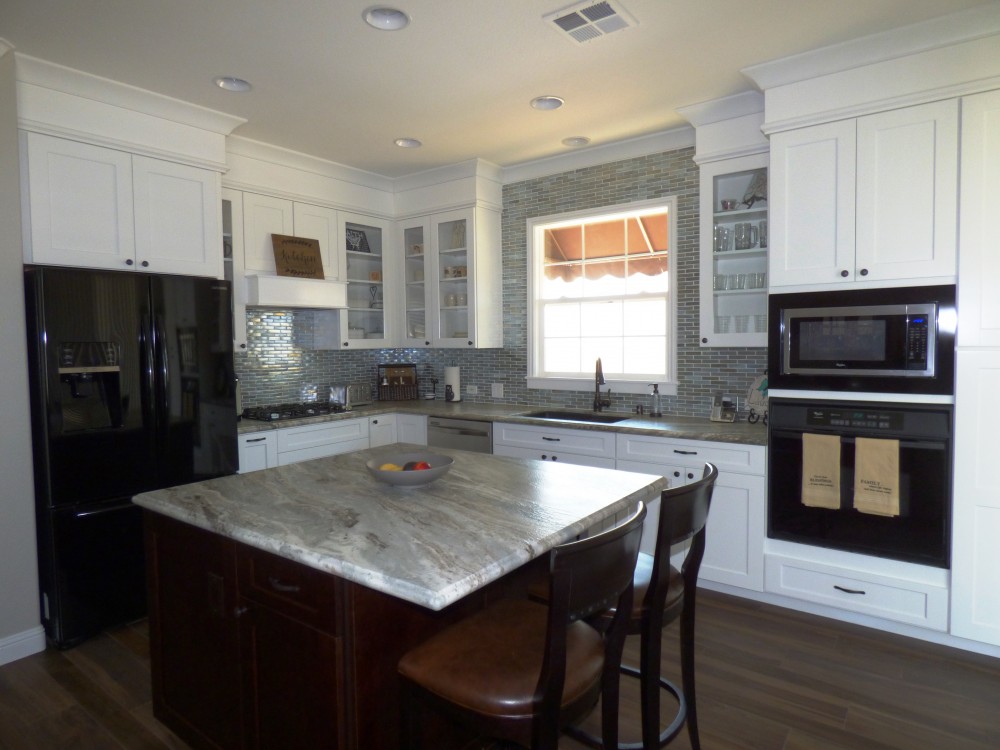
[145,511,547,750]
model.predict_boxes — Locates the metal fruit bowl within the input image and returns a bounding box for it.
[366,452,454,487]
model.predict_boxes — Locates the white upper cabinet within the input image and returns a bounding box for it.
[242,193,295,273]
[398,206,502,349]
[293,202,345,282]
[957,89,1000,348]
[698,154,769,348]
[769,100,958,291]
[22,132,222,278]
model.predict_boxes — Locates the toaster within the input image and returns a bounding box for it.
[329,383,373,409]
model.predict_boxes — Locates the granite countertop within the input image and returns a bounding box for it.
[238,400,768,446]
[133,444,666,611]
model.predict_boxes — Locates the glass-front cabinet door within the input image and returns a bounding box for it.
[434,211,472,347]
[340,213,392,349]
[699,153,768,347]
[401,219,432,347]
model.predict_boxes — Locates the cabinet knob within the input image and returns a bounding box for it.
[859,268,869,276]
[687,472,695,480]
[240,343,247,349]
[673,470,681,477]
[425,340,430,346]
[541,454,548,460]
[840,269,849,277]
[141,260,149,268]
[234,606,249,618]
[702,337,708,344]
[125,259,134,266]
[343,342,349,347]
[467,340,473,346]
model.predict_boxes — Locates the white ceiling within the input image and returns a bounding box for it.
[2,0,995,177]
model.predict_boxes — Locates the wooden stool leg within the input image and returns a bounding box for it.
[640,615,664,749]
[680,595,700,750]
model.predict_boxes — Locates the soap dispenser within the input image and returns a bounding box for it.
[649,384,663,417]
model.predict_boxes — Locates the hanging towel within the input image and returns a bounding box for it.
[801,433,841,509]
[853,437,901,517]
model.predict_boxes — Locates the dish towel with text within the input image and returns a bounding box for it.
[853,437,901,516]
[801,433,841,509]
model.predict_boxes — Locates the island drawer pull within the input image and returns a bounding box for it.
[268,576,302,594]
[246,437,267,443]
[673,449,697,455]
[542,436,561,442]
[833,584,866,595]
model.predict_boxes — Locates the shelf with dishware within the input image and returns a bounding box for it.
[699,154,769,347]
[337,214,393,348]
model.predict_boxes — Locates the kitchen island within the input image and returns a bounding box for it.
[135,444,666,750]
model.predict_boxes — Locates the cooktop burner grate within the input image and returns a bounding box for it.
[242,402,346,422]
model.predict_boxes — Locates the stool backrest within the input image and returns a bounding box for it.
[647,463,718,611]
[533,502,646,746]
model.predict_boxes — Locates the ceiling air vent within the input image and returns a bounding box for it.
[545,1,637,44]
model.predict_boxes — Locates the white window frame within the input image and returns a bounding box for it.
[525,196,678,396]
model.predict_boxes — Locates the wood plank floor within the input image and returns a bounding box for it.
[1,590,999,749]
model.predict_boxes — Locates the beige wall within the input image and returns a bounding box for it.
[0,49,43,661]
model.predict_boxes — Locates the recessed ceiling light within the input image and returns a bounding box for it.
[213,76,252,92]
[364,7,410,30]
[562,136,591,147]
[394,137,422,148]
[531,95,565,111]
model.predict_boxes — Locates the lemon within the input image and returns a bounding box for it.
[379,462,403,471]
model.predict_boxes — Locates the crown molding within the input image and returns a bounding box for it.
[14,53,245,135]
[500,126,694,185]
[676,90,763,128]
[743,4,1000,91]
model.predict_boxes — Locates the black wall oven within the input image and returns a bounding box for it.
[768,285,956,396]
[768,398,952,568]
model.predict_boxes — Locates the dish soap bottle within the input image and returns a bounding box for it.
[649,384,663,417]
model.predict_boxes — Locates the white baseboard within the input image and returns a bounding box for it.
[0,625,46,666]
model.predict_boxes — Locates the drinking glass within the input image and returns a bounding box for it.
[716,316,731,333]
[735,315,750,333]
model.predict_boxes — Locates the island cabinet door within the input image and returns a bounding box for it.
[237,545,347,750]
[144,513,243,750]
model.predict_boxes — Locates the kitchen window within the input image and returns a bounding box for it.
[526,197,677,395]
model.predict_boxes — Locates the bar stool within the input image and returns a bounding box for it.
[563,463,718,750]
[397,502,647,750]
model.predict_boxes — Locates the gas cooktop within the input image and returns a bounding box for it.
[241,402,347,422]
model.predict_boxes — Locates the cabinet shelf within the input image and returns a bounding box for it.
[714,248,767,260]
[714,206,767,220]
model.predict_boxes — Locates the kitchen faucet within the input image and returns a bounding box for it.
[593,358,611,412]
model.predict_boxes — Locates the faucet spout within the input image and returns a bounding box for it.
[593,358,611,412]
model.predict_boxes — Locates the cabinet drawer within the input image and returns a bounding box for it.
[276,418,369,454]
[237,544,342,633]
[764,553,948,631]
[493,443,616,469]
[493,423,616,459]
[616,434,765,475]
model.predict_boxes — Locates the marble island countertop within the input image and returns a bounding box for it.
[133,444,666,611]
[238,400,768,445]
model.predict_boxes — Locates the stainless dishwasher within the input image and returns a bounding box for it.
[427,417,493,454]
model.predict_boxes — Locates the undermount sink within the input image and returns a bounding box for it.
[520,410,629,424]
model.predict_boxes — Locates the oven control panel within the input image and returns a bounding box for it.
[805,408,903,431]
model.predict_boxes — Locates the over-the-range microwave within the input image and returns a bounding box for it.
[767,285,956,395]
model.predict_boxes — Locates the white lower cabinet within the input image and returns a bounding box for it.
[397,414,428,445]
[238,432,277,473]
[492,423,616,468]
[764,542,949,631]
[368,414,397,448]
[615,435,766,591]
[276,418,369,465]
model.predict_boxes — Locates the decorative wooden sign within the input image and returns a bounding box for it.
[271,234,325,279]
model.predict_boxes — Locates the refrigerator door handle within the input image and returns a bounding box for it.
[140,317,155,428]
[75,501,137,518]
[153,316,170,420]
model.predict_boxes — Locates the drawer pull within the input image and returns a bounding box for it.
[834,585,866,595]
[673,449,697,455]
[542,436,561,442]
[268,576,301,594]
[246,437,267,443]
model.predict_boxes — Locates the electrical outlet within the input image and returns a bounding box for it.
[491,383,504,398]
[466,384,478,395]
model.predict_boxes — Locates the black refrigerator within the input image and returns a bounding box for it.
[24,266,238,648]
